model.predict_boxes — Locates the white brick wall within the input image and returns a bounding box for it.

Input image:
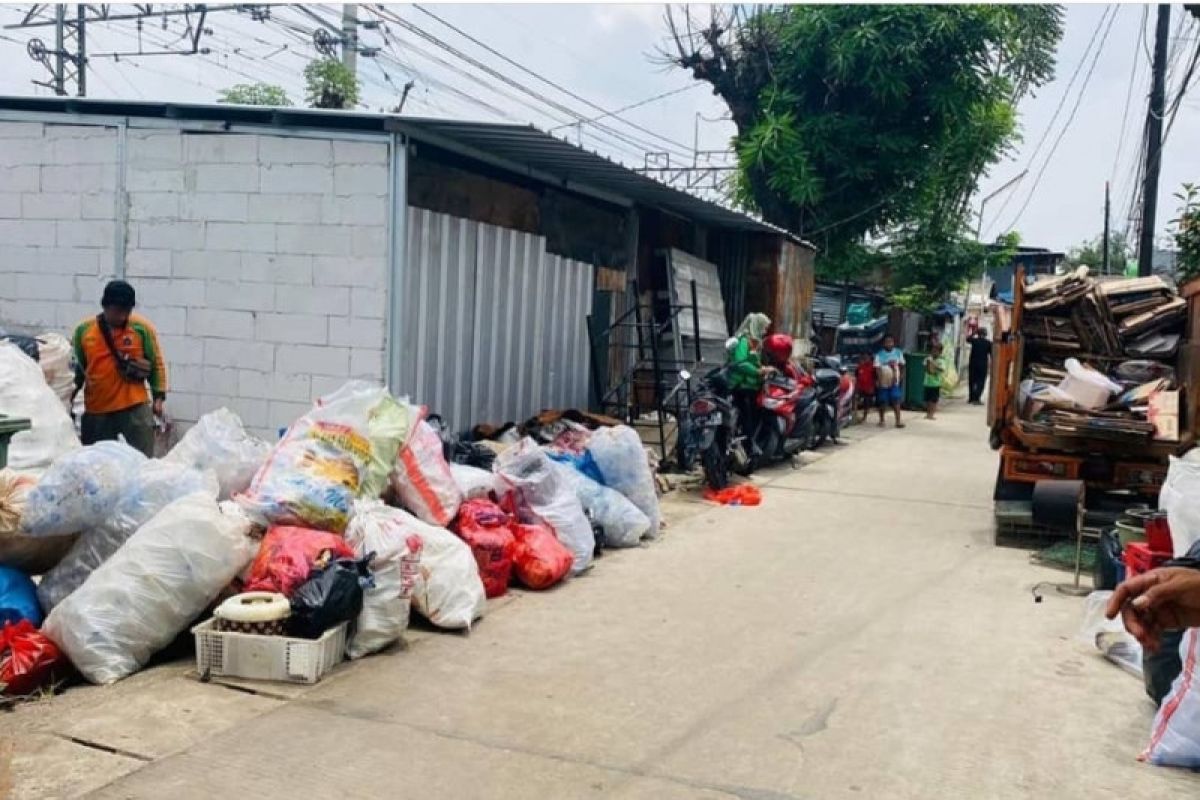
[0,121,392,440]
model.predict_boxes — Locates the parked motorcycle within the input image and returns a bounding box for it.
[677,366,748,490]
[748,369,810,470]
[810,360,843,447]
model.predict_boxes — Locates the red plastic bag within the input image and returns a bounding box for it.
[510,522,573,590]
[452,499,515,598]
[702,485,763,506]
[244,526,355,597]
[0,619,63,696]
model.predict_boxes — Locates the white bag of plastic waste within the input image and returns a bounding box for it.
[20,441,145,537]
[165,408,270,499]
[391,419,462,527]
[1142,628,1200,767]
[397,506,485,629]
[36,332,75,412]
[549,461,649,548]
[586,425,661,540]
[1160,455,1200,558]
[42,493,255,684]
[0,342,79,472]
[497,438,593,575]
[449,463,509,501]
[36,460,219,613]
[343,500,423,656]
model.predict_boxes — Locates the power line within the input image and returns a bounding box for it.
[548,83,702,133]
[1111,7,1147,188]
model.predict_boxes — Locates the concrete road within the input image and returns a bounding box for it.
[11,399,1200,798]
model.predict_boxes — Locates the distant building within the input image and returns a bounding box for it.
[986,245,1065,302]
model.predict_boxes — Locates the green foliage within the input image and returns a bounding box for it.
[1066,231,1130,275]
[890,284,940,314]
[304,59,360,110]
[217,83,293,107]
[1173,183,1200,282]
[668,4,1062,285]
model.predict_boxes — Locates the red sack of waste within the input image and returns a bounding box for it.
[510,522,573,590]
[244,526,355,597]
[452,499,515,599]
[0,619,63,696]
[702,484,763,506]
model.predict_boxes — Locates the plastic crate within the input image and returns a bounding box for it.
[192,617,347,684]
[1123,541,1172,580]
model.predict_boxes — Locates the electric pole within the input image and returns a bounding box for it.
[1138,3,1171,277]
[1103,181,1111,275]
[31,3,87,96]
[341,3,358,77]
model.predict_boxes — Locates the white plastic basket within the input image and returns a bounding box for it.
[192,617,347,684]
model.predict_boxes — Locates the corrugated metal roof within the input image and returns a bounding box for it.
[0,95,812,246]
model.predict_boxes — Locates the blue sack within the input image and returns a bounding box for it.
[0,566,43,627]
[546,449,605,486]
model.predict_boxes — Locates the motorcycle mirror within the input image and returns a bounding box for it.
[680,369,692,381]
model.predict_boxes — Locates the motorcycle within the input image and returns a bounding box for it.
[810,361,843,447]
[748,369,810,470]
[677,366,749,490]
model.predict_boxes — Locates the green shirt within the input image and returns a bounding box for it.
[924,355,945,388]
[728,336,762,391]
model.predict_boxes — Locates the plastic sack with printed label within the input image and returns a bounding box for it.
[392,418,463,527]
[21,442,146,538]
[0,342,79,472]
[42,493,256,684]
[36,461,219,614]
[497,438,593,575]
[452,498,515,598]
[586,426,661,540]
[165,408,271,499]
[549,460,649,548]
[344,500,423,658]
[1142,628,1200,767]
[244,525,356,598]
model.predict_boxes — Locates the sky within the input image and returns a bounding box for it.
[0,3,1197,255]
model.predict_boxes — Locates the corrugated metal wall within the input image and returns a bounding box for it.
[402,208,593,429]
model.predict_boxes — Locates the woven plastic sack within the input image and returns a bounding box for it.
[21,441,146,538]
[344,501,423,658]
[511,523,573,590]
[165,408,271,499]
[0,342,79,472]
[497,438,593,575]
[244,526,355,598]
[452,498,515,598]
[0,619,63,696]
[449,463,510,502]
[392,419,463,527]
[37,461,219,613]
[1160,456,1200,558]
[587,426,661,540]
[36,332,75,412]
[549,460,648,548]
[1142,628,1200,767]
[42,494,256,684]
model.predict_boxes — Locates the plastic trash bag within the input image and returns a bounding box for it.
[165,408,271,499]
[1142,628,1200,767]
[42,493,256,685]
[0,619,63,696]
[452,498,515,598]
[497,438,594,575]
[0,342,79,472]
[319,382,415,498]
[0,469,76,575]
[549,461,649,548]
[36,461,219,614]
[21,442,146,537]
[343,500,423,659]
[0,566,41,626]
[449,463,510,502]
[546,448,605,485]
[510,523,573,590]
[1160,456,1200,558]
[36,332,75,412]
[391,419,463,527]
[288,556,372,639]
[587,426,661,540]
[244,526,355,598]
[1077,591,1143,677]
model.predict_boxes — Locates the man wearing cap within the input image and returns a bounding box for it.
[71,280,168,457]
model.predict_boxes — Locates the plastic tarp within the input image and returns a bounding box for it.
[0,342,79,472]
[42,494,256,684]
[164,408,270,500]
[497,438,593,575]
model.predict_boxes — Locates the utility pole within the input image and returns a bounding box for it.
[1139,3,1171,277]
[1103,181,1111,275]
[341,3,358,77]
[75,4,86,97]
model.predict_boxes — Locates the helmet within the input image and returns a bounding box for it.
[762,333,794,365]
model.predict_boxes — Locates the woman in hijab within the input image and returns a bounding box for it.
[727,313,772,437]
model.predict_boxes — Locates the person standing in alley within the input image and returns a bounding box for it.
[923,343,945,420]
[874,334,905,428]
[728,312,772,438]
[967,327,992,405]
[72,280,168,457]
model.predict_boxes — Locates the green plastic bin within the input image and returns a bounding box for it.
[0,415,32,469]
[904,352,927,410]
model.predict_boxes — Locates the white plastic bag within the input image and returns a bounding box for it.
[1142,628,1200,767]
[1160,456,1200,558]
[165,408,270,499]
[343,500,423,656]
[0,341,79,471]
[1077,590,1143,677]
[36,461,219,613]
[587,425,661,540]
[36,332,75,412]
[450,463,509,501]
[392,419,462,527]
[42,493,255,684]
[550,461,649,548]
[497,438,593,575]
[20,441,146,537]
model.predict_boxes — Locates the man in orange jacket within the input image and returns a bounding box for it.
[72,280,168,457]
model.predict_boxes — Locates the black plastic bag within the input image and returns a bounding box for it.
[1,334,40,362]
[287,556,373,639]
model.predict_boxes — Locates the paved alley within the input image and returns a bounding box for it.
[11,399,1200,799]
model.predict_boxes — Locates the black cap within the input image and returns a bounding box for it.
[101,280,136,309]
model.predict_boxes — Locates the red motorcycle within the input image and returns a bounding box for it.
[747,335,813,469]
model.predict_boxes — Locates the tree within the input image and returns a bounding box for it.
[1065,231,1132,275]
[217,83,293,107]
[1174,183,1200,283]
[304,59,360,110]
[664,5,1063,286]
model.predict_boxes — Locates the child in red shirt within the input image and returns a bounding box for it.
[855,353,876,423]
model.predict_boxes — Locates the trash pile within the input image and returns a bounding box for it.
[0,342,663,692]
[1016,269,1183,444]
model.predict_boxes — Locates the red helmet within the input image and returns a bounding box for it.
[762,333,794,365]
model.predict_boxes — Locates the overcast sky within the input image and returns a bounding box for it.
[0,3,1197,255]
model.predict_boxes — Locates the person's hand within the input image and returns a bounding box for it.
[760,366,776,377]
[1105,567,1200,650]
[152,397,164,418]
